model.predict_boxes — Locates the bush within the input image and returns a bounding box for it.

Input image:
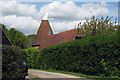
[36,34,120,77]
[24,47,39,68]
[2,45,26,79]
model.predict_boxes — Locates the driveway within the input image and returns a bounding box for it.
[28,70,93,80]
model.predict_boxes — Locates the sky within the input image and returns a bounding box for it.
[0,1,119,35]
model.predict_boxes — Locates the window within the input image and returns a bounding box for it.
[48,30,50,35]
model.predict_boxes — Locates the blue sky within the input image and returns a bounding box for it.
[0,1,119,34]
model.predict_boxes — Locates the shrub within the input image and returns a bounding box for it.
[2,45,26,79]
[36,34,120,77]
[24,47,39,68]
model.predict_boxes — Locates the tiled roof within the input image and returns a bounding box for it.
[38,29,79,50]
[32,20,83,50]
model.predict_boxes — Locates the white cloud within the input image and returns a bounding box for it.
[0,15,40,34]
[50,20,85,34]
[0,1,40,19]
[0,1,109,34]
[39,2,109,21]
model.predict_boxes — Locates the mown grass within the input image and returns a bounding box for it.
[29,68,119,80]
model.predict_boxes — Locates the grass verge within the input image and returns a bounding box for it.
[29,68,119,80]
[28,73,40,79]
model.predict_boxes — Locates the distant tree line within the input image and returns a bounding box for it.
[0,23,35,49]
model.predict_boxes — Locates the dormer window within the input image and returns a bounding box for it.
[48,30,50,35]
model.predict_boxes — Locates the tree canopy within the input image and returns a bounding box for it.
[9,28,27,49]
[74,16,119,38]
[0,23,35,49]
[26,34,36,48]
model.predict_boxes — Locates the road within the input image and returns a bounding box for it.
[26,76,32,80]
[27,70,93,80]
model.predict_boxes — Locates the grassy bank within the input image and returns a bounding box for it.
[29,68,119,80]
[28,73,40,79]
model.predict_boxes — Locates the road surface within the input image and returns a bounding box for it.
[28,70,93,80]
[26,76,32,80]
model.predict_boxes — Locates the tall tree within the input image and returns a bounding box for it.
[0,23,36,49]
[9,28,27,49]
[74,16,118,37]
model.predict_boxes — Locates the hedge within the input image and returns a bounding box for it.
[24,47,39,68]
[27,34,120,77]
[2,45,26,79]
